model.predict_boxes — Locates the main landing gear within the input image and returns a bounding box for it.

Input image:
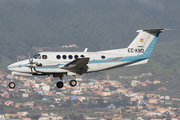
[56,76,77,89]
[56,81,64,88]
[69,80,77,87]
[9,82,15,89]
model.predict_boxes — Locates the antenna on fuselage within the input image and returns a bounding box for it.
[17,55,19,62]
[84,48,88,52]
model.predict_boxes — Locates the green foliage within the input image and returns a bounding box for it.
[134,84,161,93]
[31,115,40,119]
[106,118,112,120]
[68,113,85,120]
[143,95,149,100]
[109,85,117,91]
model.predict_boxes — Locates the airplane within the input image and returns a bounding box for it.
[7,29,167,89]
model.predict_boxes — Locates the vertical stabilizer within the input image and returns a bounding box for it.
[127,29,165,57]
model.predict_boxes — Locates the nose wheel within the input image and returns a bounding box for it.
[69,80,77,87]
[9,82,15,89]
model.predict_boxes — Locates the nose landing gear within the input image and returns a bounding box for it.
[8,73,15,89]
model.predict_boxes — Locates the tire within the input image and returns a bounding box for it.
[69,80,77,87]
[56,81,64,88]
[9,82,15,89]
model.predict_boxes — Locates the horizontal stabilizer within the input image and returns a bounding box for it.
[137,29,167,33]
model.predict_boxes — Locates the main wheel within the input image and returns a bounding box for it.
[56,81,64,88]
[9,82,15,89]
[69,80,77,87]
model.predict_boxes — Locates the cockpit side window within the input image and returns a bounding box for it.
[42,55,47,59]
[38,55,41,59]
[33,54,41,59]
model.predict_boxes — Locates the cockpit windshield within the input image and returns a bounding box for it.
[33,54,41,59]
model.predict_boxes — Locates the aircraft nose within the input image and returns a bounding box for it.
[7,64,14,71]
[7,59,30,72]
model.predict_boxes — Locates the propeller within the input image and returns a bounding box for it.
[29,53,33,64]
[26,53,37,72]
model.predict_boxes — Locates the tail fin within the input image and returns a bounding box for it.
[127,29,166,57]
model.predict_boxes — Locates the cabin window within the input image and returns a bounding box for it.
[80,55,85,58]
[101,55,105,59]
[68,55,73,59]
[33,54,41,59]
[63,55,67,59]
[74,55,79,59]
[56,55,61,59]
[42,55,47,59]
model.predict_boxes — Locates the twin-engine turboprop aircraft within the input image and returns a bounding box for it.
[7,29,167,89]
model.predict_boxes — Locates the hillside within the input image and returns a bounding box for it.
[0,0,180,79]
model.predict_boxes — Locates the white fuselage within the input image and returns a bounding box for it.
[8,51,137,76]
[7,29,166,77]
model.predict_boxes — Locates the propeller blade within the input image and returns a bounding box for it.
[30,58,33,64]
[28,53,31,63]
[28,53,33,64]
[33,67,37,72]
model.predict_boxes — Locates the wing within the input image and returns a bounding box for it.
[60,57,90,75]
